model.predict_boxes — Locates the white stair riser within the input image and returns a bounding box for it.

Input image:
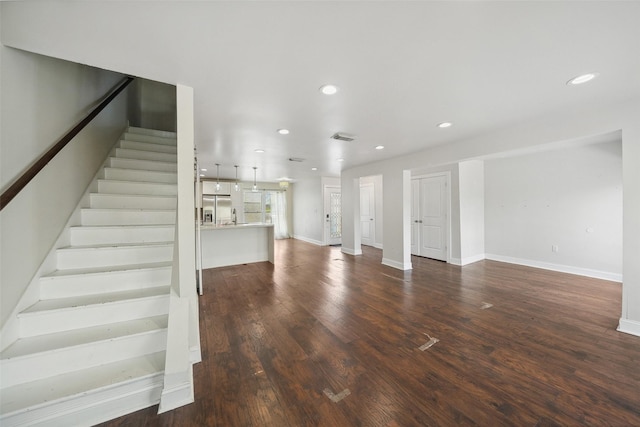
[116,148,177,163]
[104,168,177,184]
[57,245,173,270]
[98,180,177,196]
[81,209,175,226]
[123,131,177,144]
[89,193,176,210]
[40,267,171,299]
[19,296,170,337]
[0,354,165,427]
[108,157,177,173]
[1,330,167,389]
[70,225,175,246]
[119,140,177,154]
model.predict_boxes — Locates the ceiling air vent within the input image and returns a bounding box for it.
[288,157,305,162]
[331,132,356,142]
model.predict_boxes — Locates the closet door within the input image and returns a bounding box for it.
[420,175,448,261]
[411,179,421,255]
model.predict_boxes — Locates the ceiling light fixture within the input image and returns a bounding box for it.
[255,149,265,153]
[320,84,338,95]
[215,163,221,191]
[234,165,239,192]
[375,145,385,150]
[199,174,205,177]
[278,128,290,135]
[337,158,344,162]
[252,167,258,192]
[437,122,453,128]
[567,73,599,85]
[311,167,318,171]
[201,168,207,172]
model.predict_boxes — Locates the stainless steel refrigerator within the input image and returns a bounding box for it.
[202,194,232,225]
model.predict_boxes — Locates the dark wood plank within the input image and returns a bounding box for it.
[99,239,640,427]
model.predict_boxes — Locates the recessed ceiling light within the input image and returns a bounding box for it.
[375,145,385,150]
[201,168,207,171]
[199,174,205,177]
[255,149,265,153]
[320,84,338,95]
[311,167,318,171]
[437,122,453,128]
[277,128,290,135]
[567,73,599,85]
[337,158,344,162]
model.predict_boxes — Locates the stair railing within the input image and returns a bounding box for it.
[0,76,134,211]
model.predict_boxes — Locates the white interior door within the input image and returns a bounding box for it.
[420,175,448,261]
[324,186,342,246]
[360,184,375,247]
[411,179,420,255]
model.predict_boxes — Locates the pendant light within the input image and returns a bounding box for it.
[234,165,239,192]
[215,163,221,191]
[252,167,258,192]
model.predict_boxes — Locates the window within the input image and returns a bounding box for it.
[243,190,289,239]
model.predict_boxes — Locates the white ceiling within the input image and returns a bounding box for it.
[3,1,640,182]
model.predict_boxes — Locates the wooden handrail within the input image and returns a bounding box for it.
[0,76,134,211]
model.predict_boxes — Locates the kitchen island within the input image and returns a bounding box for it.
[200,223,274,269]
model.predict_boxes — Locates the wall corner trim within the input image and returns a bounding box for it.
[382,258,412,271]
[617,318,640,338]
[293,235,324,246]
[342,247,363,256]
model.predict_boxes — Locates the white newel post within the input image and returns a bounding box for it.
[159,84,202,413]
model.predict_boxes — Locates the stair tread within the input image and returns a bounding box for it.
[1,315,168,360]
[98,178,178,186]
[119,141,178,151]
[42,261,172,279]
[0,351,165,415]
[104,167,177,175]
[116,148,177,159]
[71,224,175,229]
[59,241,174,251]
[20,286,170,315]
[91,192,177,199]
[82,207,176,212]
[108,156,177,166]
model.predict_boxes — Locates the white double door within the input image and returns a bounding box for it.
[411,174,448,261]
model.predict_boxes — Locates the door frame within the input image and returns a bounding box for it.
[411,171,451,263]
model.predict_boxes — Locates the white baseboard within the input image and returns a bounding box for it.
[382,258,412,271]
[618,318,640,337]
[373,243,383,249]
[449,257,462,266]
[341,247,362,256]
[292,235,324,246]
[1,373,163,427]
[460,253,485,266]
[485,253,622,282]
[158,366,195,414]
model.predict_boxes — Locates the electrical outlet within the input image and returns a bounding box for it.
[552,245,559,253]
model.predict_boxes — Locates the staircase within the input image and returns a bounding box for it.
[0,127,179,426]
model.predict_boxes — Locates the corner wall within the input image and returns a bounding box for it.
[0,47,128,327]
[485,141,622,280]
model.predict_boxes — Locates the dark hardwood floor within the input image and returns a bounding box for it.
[100,239,640,426]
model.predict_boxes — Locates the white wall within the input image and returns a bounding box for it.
[292,176,323,244]
[0,47,128,327]
[459,160,485,264]
[129,78,177,132]
[485,141,622,280]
